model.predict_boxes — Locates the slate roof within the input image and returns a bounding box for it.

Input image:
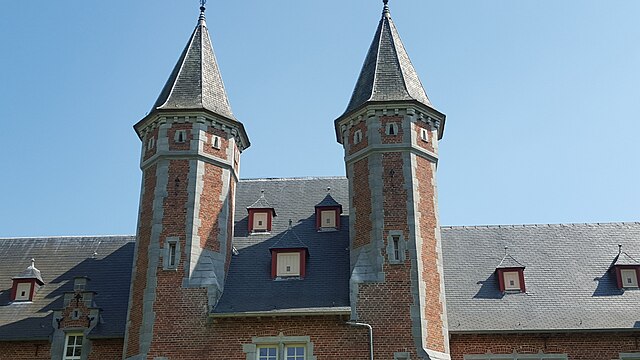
[213,177,351,315]
[496,252,525,269]
[613,249,640,266]
[340,2,432,118]
[315,192,342,211]
[442,223,640,333]
[151,8,235,120]
[12,261,44,284]
[0,236,135,341]
[247,190,277,214]
[269,225,309,251]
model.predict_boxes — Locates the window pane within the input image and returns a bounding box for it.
[66,347,74,357]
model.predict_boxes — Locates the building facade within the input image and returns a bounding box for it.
[0,2,639,360]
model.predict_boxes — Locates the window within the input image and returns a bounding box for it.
[212,135,221,149]
[14,282,31,301]
[253,212,268,231]
[464,354,567,360]
[258,346,278,360]
[621,269,639,288]
[163,237,180,270]
[277,253,301,277]
[392,236,400,261]
[353,129,363,145]
[147,136,155,150]
[620,353,640,360]
[503,271,521,290]
[285,346,305,360]
[320,210,336,228]
[386,122,398,136]
[175,129,187,143]
[64,334,83,360]
[420,128,429,142]
[243,334,314,360]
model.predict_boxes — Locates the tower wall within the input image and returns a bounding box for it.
[341,105,449,360]
[124,114,241,359]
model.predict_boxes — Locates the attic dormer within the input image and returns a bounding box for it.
[495,247,526,293]
[611,245,640,289]
[11,259,44,302]
[247,190,277,234]
[269,220,309,279]
[315,188,343,231]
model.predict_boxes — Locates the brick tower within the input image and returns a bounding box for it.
[335,1,449,359]
[123,5,249,359]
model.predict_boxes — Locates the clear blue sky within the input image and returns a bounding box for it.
[1,1,638,237]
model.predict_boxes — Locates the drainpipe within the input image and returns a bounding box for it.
[346,321,373,360]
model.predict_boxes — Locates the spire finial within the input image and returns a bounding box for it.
[618,244,623,255]
[288,219,293,229]
[504,246,509,256]
[198,0,207,26]
[327,187,331,193]
[383,0,390,16]
[30,258,35,269]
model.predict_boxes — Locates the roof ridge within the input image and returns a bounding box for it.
[441,221,640,229]
[240,176,347,182]
[0,235,136,240]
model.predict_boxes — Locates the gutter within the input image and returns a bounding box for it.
[346,321,373,360]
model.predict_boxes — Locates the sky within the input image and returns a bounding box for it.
[0,1,638,237]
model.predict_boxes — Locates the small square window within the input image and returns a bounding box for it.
[503,271,521,291]
[277,252,301,277]
[253,213,269,231]
[285,346,305,360]
[15,283,32,301]
[63,334,83,360]
[320,210,336,228]
[621,269,638,288]
[257,347,277,360]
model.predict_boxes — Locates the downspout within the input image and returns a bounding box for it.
[346,321,373,360]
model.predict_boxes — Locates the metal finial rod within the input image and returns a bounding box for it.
[504,246,509,256]
[618,244,623,254]
[288,219,293,229]
[30,258,35,268]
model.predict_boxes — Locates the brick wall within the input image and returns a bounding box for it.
[352,158,372,249]
[451,332,640,360]
[0,341,49,360]
[88,338,124,360]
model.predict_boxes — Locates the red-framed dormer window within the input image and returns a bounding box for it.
[496,268,526,293]
[270,249,307,279]
[611,245,640,290]
[247,190,277,234]
[314,189,343,231]
[248,209,274,233]
[11,259,45,302]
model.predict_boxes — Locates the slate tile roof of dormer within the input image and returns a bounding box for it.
[269,224,309,251]
[340,2,432,118]
[247,190,277,215]
[612,249,640,266]
[0,236,134,341]
[442,222,640,333]
[496,252,525,269]
[150,8,235,120]
[12,260,44,284]
[315,192,342,210]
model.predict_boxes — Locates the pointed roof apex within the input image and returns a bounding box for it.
[269,223,308,251]
[613,245,640,266]
[315,188,343,212]
[247,190,277,215]
[497,247,525,269]
[12,258,44,284]
[339,1,432,118]
[150,4,235,120]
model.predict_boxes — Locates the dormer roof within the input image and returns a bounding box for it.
[12,259,44,285]
[612,248,639,267]
[496,251,525,269]
[151,7,235,120]
[269,223,308,252]
[340,2,432,118]
[247,190,277,216]
[315,190,343,213]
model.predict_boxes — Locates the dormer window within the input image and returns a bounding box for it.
[11,259,44,302]
[495,247,526,293]
[270,221,308,279]
[612,245,640,289]
[315,188,343,232]
[247,190,277,234]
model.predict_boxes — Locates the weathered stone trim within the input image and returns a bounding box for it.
[345,143,438,167]
[243,333,317,360]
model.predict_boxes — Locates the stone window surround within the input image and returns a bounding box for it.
[242,333,316,360]
[420,128,429,142]
[162,237,181,270]
[386,230,407,264]
[174,129,188,143]
[464,353,568,360]
[385,122,399,136]
[212,135,221,149]
[353,129,363,145]
[394,352,411,360]
[620,353,640,360]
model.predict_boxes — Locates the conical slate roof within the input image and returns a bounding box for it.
[151,7,235,120]
[497,253,525,269]
[341,2,431,117]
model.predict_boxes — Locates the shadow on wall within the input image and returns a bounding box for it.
[473,272,504,299]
